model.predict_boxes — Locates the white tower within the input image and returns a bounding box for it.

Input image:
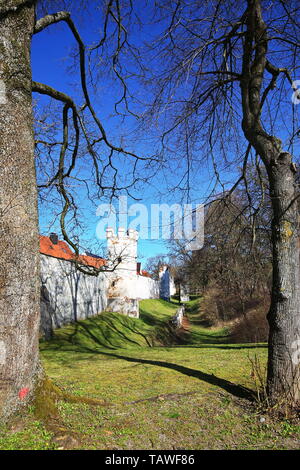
[106,227,138,278]
[106,227,139,317]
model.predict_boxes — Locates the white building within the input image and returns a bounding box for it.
[105,227,159,317]
[159,265,176,301]
[40,228,175,337]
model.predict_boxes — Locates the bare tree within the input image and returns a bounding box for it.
[0,0,152,419]
[140,0,300,404]
[170,191,272,319]
[1,0,300,419]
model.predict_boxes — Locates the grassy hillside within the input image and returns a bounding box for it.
[182,298,229,345]
[38,299,181,353]
[0,298,299,450]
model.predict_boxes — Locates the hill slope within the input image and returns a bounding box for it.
[0,299,299,450]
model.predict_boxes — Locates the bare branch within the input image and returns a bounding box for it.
[34,10,70,33]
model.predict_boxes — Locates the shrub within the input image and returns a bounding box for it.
[229,303,269,343]
[199,285,270,343]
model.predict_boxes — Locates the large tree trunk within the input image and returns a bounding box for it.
[0,1,41,420]
[267,155,300,403]
[240,0,300,405]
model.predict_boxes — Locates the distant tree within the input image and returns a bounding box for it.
[143,0,300,403]
[169,183,272,299]
[144,254,178,281]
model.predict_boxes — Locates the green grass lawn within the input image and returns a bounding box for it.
[0,298,299,450]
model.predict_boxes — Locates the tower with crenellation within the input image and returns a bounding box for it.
[106,227,138,278]
[105,227,140,317]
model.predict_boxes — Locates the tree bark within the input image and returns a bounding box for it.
[266,155,300,403]
[0,1,41,420]
[240,0,300,404]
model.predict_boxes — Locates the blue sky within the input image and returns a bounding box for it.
[31,3,238,264]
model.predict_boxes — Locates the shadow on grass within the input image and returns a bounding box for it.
[96,349,255,401]
[42,315,267,354]
[41,302,261,402]
[139,300,178,328]
[187,331,229,344]
[175,343,267,350]
[43,339,255,402]
[139,310,166,328]
[42,313,154,352]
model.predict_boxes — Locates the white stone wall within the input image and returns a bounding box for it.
[40,230,174,337]
[135,275,160,299]
[107,274,159,300]
[40,254,109,337]
[106,298,139,318]
[159,265,176,301]
[40,253,160,338]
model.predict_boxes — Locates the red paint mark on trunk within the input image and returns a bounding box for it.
[18,388,29,400]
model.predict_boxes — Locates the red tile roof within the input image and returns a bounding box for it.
[39,235,106,269]
[139,270,151,278]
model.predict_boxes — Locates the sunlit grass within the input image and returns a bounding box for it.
[0,298,298,450]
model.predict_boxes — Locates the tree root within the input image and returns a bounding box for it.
[33,375,111,424]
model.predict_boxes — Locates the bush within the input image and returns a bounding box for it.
[189,294,201,301]
[199,285,270,343]
[229,304,269,343]
[199,287,260,325]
